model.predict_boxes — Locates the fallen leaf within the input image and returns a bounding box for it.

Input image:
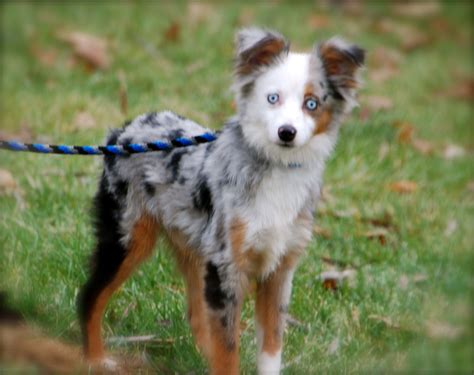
[308,14,330,30]
[442,143,466,159]
[362,211,395,229]
[318,269,356,290]
[411,138,434,155]
[237,7,255,26]
[332,207,360,219]
[363,227,389,245]
[444,219,458,237]
[313,224,332,239]
[370,47,404,69]
[437,80,474,101]
[73,111,96,130]
[31,43,58,67]
[368,314,400,329]
[467,181,474,193]
[388,180,418,194]
[57,30,110,70]
[187,3,216,25]
[369,66,400,83]
[392,2,441,18]
[400,29,433,52]
[0,123,35,142]
[327,337,340,355]
[362,95,393,112]
[396,122,415,144]
[163,22,180,43]
[426,321,463,340]
[0,169,17,195]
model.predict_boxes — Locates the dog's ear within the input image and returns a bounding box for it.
[317,38,365,105]
[235,28,289,76]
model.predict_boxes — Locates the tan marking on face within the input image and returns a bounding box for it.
[255,250,302,355]
[85,214,159,361]
[314,108,333,135]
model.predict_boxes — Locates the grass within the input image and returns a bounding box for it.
[1,1,473,373]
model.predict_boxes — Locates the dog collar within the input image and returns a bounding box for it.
[287,162,303,169]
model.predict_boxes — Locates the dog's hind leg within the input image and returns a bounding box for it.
[170,238,210,358]
[78,178,159,363]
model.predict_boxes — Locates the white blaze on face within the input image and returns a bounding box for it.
[243,53,323,148]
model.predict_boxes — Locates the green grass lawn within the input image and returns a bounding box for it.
[1,2,473,373]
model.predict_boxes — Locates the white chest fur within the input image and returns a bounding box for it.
[238,166,320,276]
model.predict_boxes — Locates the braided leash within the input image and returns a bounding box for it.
[0,132,218,156]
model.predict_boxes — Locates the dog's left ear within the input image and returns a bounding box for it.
[316,38,365,105]
[235,27,289,76]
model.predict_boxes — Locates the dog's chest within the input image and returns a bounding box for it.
[237,168,318,273]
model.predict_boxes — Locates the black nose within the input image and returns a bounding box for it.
[278,125,297,142]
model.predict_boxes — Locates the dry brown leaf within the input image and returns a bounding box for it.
[237,7,255,26]
[396,122,415,144]
[467,181,474,193]
[313,224,332,239]
[164,22,181,43]
[73,112,96,130]
[400,29,433,52]
[318,269,356,290]
[412,273,428,284]
[363,95,393,112]
[369,66,400,84]
[392,2,441,18]
[368,314,400,329]
[308,14,330,30]
[442,143,466,159]
[0,124,34,142]
[363,227,389,245]
[389,180,418,194]
[411,138,434,155]
[438,80,474,101]
[363,211,395,229]
[187,3,216,25]
[426,321,463,340]
[352,308,360,327]
[31,44,58,67]
[0,169,17,195]
[370,47,404,69]
[57,31,110,70]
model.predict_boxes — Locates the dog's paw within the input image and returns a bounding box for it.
[100,357,119,371]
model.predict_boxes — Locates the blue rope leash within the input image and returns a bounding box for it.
[0,132,218,156]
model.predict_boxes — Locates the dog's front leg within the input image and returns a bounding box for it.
[203,261,243,375]
[255,252,300,374]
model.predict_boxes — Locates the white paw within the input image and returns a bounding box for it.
[258,351,282,374]
[100,357,119,371]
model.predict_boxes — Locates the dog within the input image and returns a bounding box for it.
[78,27,365,374]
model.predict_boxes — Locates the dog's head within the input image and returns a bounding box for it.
[233,27,365,165]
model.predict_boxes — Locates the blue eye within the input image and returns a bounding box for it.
[267,93,279,104]
[305,98,318,111]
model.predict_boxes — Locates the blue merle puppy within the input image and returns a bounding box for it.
[78,27,364,374]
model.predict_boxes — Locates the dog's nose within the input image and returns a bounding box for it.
[278,125,297,142]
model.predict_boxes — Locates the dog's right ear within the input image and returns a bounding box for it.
[235,28,289,76]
